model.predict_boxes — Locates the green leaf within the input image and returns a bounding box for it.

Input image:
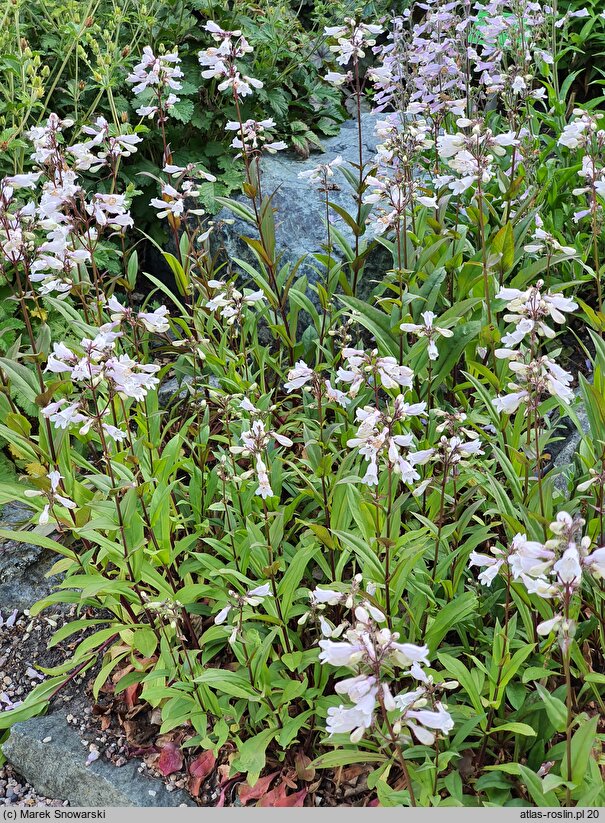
[133,627,157,658]
[170,99,194,124]
[425,592,477,652]
[231,728,276,785]
[489,722,536,737]
[561,715,599,787]
[0,529,76,559]
[437,653,486,729]
[311,750,386,769]
[338,296,398,358]
[195,669,261,701]
[518,765,560,807]
[535,683,567,733]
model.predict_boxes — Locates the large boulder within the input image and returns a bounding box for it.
[213,111,390,298]
[0,503,59,613]
[2,714,195,807]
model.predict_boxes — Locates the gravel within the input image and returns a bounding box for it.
[0,606,78,806]
[0,762,69,807]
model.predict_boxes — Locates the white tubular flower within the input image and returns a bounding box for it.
[324,381,350,408]
[326,702,375,742]
[42,400,88,430]
[319,639,364,667]
[337,347,413,396]
[213,583,272,628]
[198,24,262,98]
[400,311,454,360]
[406,703,455,736]
[536,615,564,636]
[508,534,555,579]
[312,588,345,606]
[553,548,582,589]
[391,642,430,668]
[138,306,170,334]
[105,355,160,401]
[206,281,265,326]
[127,46,183,99]
[5,172,42,189]
[214,605,232,625]
[298,156,344,189]
[225,118,286,156]
[284,361,314,392]
[493,389,529,415]
[584,547,605,578]
[324,18,382,67]
[468,548,506,586]
[233,419,292,500]
[245,583,272,604]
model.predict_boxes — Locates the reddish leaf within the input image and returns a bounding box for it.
[295,753,315,782]
[189,750,216,779]
[238,771,279,805]
[259,782,307,807]
[157,742,183,776]
[189,776,203,798]
[124,682,140,710]
[216,776,240,807]
[188,750,216,796]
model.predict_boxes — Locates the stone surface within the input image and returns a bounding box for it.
[0,503,59,612]
[2,714,195,807]
[213,111,389,295]
[553,393,591,492]
[157,375,193,407]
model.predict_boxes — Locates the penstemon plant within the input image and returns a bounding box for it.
[0,0,605,809]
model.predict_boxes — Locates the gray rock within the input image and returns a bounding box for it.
[553,392,591,492]
[0,503,59,612]
[213,111,389,296]
[157,375,193,407]
[157,373,220,407]
[2,714,195,807]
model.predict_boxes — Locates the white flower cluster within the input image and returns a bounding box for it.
[470,512,605,648]
[24,470,76,526]
[323,19,382,86]
[214,583,272,644]
[231,418,292,500]
[337,347,413,397]
[284,361,349,408]
[107,297,170,334]
[493,282,577,413]
[206,279,265,326]
[437,121,518,195]
[127,46,183,119]
[42,326,160,440]
[0,115,137,297]
[199,21,263,98]
[149,180,201,221]
[297,156,344,190]
[225,118,286,156]
[524,214,577,258]
[400,311,453,361]
[316,584,455,745]
[68,116,142,172]
[558,110,605,223]
[347,396,431,486]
